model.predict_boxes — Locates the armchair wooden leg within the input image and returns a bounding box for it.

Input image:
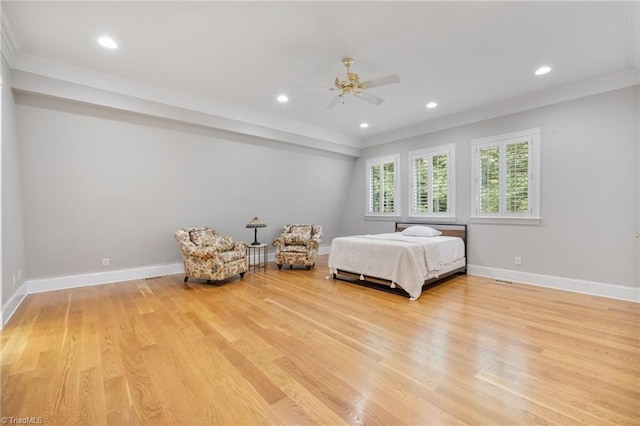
[306,266,311,270]
[240,272,245,278]
[184,276,189,283]
[290,265,293,270]
[277,264,282,270]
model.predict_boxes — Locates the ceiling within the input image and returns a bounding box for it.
[3,1,639,149]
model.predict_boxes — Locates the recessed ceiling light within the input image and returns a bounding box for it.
[360,123,369,128]
[98,36,118,49]
[535,66,551,75]
[277,94,289,103]
[426,102,438,109]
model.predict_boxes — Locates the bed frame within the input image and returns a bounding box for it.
[332,222,468,298]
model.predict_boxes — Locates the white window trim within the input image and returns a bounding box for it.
[470,128,541,225]
[408,143,456,220]
[365,153,401,218]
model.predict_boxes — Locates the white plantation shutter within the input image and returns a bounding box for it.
[409,144,455,218]
[432,153,448,213]
[479,145,500,214]
[505,141,529,213]
[369,164,381,213]
[472,129,540,222]
[366,154,400,216]
[382,162,395,213]
[412,157,429,213]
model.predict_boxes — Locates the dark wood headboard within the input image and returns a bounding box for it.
[395,222,467,246]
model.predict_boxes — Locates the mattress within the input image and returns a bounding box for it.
[328,232,465,300]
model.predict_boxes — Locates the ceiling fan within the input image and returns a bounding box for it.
[305,57,400,109]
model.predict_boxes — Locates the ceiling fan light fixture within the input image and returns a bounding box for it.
[426,102,438,109]
[322,57,399,109]
[360,123,369,128]
[535,66,551,75]
[277,94,289,103]
[97,36,117,49]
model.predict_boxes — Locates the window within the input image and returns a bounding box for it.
[366,154,400,217]
[408,143,456,218]
[471,128,540,223]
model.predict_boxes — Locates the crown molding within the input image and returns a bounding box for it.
[361,69,640,148]
[10,53,361,150]
[1,1,22,66]
[8,52,638,153]
[12,69,361,158]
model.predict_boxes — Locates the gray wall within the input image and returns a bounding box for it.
[341,86,639,288]
[2,56,27,305]
[16,93,354,279]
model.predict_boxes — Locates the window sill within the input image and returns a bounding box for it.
[365,215,402,221]
[470,216,542,226]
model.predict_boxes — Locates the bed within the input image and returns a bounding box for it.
[328,222,467,300]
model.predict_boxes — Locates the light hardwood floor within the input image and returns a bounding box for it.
[1,255,638,425]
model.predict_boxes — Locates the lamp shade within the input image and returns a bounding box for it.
[246,217,266,246]
[246,217,266,228]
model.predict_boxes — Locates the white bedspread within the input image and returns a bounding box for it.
[328,232,465,300]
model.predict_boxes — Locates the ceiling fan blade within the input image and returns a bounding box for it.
[294,87,333,91]
[361,74,400,89]
[326,96,341,109]
[357,91,385,106]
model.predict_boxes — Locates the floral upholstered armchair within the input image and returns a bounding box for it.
[175,227,248,283]
[272,224,322,270]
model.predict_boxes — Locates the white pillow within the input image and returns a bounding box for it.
[401,225,442,237]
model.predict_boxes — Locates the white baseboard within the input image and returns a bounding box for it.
[2,282,28,328]
[14,245,331,312]
[27,263,185,294]
[2,263,184,328]
[22,246,332,298]
[468,264,640,302]
[8,254,633,328]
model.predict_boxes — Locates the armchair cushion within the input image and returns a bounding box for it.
[219,249,245,263]
[281,244,308,253]
[189,228,218,246]
[183,245,220,260]
[282,224,312,245]
[205,236,235,252]
[189,229,235,251]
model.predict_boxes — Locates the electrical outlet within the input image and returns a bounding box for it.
[102,258,110,267]
[515,256,522,266]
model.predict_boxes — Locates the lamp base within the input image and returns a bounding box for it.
[251,228,261,246]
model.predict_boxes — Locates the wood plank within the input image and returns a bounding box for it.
[0,255,637,425]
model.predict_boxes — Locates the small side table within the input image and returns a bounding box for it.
[246,243,267,272]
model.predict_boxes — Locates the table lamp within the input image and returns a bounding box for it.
[246,217,267,245]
